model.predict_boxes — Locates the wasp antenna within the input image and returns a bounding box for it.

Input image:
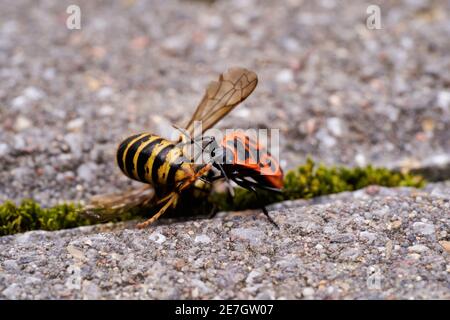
[172,124,187,134]
[173,124,194,143]
[198,177,212,184]
[173,124,208,163]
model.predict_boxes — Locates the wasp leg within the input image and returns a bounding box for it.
[155,192,177,205]
[179,163,212,192]
[136,192,179,229]
[137,164,212,229]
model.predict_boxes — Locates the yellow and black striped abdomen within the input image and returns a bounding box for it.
[116,133,190,188]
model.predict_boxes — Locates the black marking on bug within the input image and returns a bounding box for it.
[151,144,174,185]
[117,134,141,173]
[124,134,152,179]
[136,138,163,182]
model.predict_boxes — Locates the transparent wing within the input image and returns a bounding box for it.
[184,67,258,137]
[82,185,155,222]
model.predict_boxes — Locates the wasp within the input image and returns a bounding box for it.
[89,67,271,228]
[90,67,285,228]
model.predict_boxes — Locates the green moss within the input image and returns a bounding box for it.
[0,158,425,236]
[0,200,91,236]
[209,158,425,211]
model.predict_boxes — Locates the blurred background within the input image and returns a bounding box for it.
[0,0,449,205]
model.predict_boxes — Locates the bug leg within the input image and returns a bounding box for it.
[251,188,279,229]
[192,136,216,163]
[226,185,235,208]
[215,163,235,197]
[207,204,218,219]
[240,177,283,193]
[257,196,279,229]
[235,180,279,228]
[136,192,179,229]
[201,170,224,183]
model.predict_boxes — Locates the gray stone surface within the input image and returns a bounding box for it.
[0,184,449,299]
[1,0,450,206]
[0,0,449,301]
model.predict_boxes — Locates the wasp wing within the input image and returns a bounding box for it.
[82,185,155,222]
[184,67,258,138]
